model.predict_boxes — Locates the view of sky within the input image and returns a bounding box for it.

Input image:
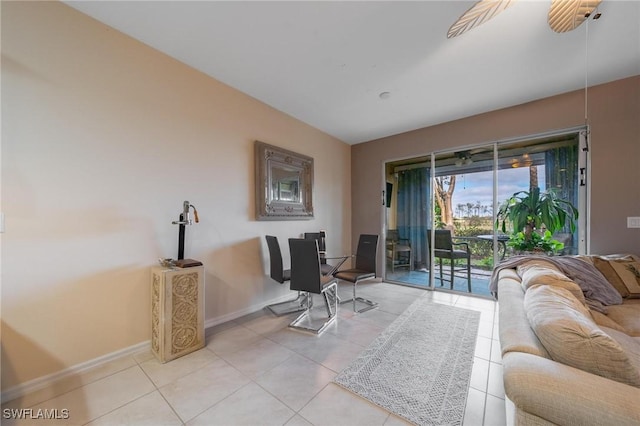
[451,167,546,217]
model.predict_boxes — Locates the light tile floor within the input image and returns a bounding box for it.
[2,282,506,426]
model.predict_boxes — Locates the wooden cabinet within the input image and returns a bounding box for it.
[151,265,205,363]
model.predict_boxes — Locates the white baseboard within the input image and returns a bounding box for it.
[203,294,294,329]
[2,296,284,403]
[1,341,149,403]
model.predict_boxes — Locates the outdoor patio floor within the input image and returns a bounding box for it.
[385,267,494,297]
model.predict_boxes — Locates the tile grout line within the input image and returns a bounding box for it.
[135,362,186,425]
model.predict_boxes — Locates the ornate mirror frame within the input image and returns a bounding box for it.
[255,141,314,220]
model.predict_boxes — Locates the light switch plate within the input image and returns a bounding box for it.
[627,217,640,228]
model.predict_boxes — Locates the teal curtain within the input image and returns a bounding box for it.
[397,167,430,269]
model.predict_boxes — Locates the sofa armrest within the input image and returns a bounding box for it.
[503,352,640,426]
[498,271,549,358]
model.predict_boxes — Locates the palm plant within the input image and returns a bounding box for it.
[496,187,578,253]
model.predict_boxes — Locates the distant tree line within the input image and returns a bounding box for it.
[455,202,493,218]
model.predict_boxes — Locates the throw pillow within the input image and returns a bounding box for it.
[525,284,640,387]
[593,257,630,298]
[609,260,640,299]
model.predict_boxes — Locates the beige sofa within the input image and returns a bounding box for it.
[496,255,640,425]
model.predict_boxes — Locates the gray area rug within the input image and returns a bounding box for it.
[334,299,480,426]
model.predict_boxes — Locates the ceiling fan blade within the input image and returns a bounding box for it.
[447,0,516,39]
[548,0,602,33]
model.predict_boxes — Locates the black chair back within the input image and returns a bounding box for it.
[289,238,323,294]
[266,235,288,283]
[355,234,378,273]
[432,229,454,251]
[304,231,326,253]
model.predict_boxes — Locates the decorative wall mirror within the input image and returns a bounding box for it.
[255,141,314,220]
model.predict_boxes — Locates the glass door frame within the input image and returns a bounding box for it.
[383,126,590,290]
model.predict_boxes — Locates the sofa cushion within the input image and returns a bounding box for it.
[589,309,628,333]
[600,326,640,366]
[516,258,561,276]
[606,300,640,337]
[513,256,623,309]
[525,284,640,387]
[520,265,586,305]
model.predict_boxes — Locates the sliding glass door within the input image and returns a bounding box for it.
[384,129,587,297]
[431,147,495,295]
[496,134,582,256]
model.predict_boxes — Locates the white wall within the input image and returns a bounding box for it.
[1,1,351,390]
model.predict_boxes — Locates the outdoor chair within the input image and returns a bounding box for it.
[428,229,471,292]
[386,229,412,272]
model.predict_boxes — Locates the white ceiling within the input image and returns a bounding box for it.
[65,1,640,144]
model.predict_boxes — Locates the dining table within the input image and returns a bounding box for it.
[475,234,510,260]
[320,253,350,276]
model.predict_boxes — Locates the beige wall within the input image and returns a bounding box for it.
[1,2,350,390]
[352,76,640,267]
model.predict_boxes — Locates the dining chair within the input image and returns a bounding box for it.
[304,231,334,275]
[264,235,307,316]
[333,234,379,313]
[428,229,471,292]
[288,238,338,334]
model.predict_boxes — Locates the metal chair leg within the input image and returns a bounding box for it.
[352,284,357,312]
[289,284,337,335]
[338,282,378,314]
[323,288,333,317]
[266,291,308,316]
[450,259,455,289]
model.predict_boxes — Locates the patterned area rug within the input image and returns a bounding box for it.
[334,300,480,426]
